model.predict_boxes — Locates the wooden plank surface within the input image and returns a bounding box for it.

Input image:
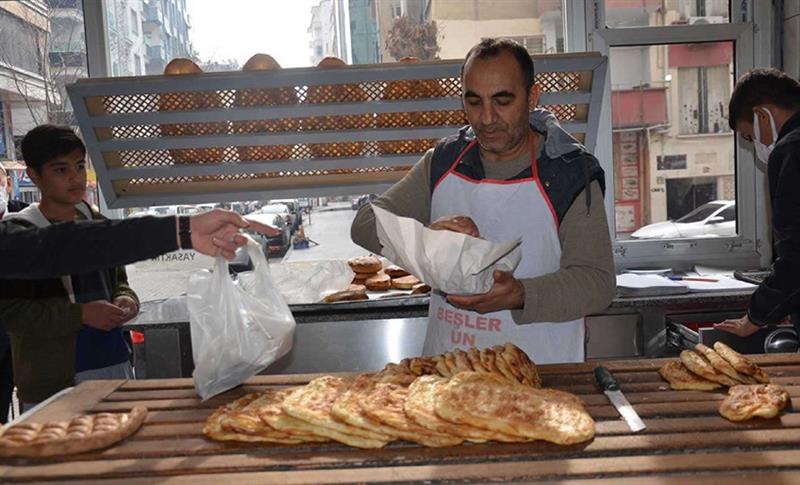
[3,354,800,484]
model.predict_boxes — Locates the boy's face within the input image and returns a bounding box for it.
[27,148,87,205]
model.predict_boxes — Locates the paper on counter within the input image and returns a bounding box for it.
[241,260,354,305]
[372,205,522,295]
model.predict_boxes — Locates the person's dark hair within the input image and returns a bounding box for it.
[461,38,535,92]
[20,124,86,173]
[728,68,800,130]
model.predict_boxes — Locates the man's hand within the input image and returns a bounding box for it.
[446,270,525,314]
[113,295,139,324]
[429,215,481,238]
[714,314,761,337]
[81,300,128,331]
[186,209,278,259]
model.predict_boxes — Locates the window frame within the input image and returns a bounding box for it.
[583,0,773,271]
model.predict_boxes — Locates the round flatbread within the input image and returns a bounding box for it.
[365,273,392,291]
[348,256,382,274]
[384,265,410,278]
[392,275,421,290]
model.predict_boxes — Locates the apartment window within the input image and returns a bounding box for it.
[133,54,142,75]
[390,1,402,18]
[130,9,138,36]
[593,0,768,269]
[506,35,546,55]
[677,63,731,135]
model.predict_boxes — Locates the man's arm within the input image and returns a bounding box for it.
[350,150,435,254]
[512,181,616,323]
[747,145,800,325]
[0,209,268,280]
[0,216,178,280]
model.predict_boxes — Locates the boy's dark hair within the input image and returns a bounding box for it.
[728,68,800,130]
[461,38,535,92]
[20,124,86,173]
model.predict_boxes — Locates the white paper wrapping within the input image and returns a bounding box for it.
[372,205,522,294]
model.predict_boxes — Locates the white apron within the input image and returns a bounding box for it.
[423,140,585,364]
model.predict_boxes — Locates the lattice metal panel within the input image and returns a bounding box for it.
[69,54,607,207]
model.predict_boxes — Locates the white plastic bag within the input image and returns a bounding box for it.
[187,237,295,400]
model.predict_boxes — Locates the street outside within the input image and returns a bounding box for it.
[126,201,371,303]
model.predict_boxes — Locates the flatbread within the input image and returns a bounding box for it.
[392,275,421,290]
[719,384,790,421]
[361,381,463,447]
[443,351,461,376]
[467,347,490,373]
[501,343,542,388]
[408,356,438,376]
[714,341,770,383]
[680,350,740,387]
[330,374,402,440]
[451,349,474,373]
[281,376,390,448]
[0,407,147,458]
[405,375,525,443]
[658,361,723,391]
[432,354,452,378]
[436,372,594,445]
[323,289,368,303]
[365,273,392,291]
[695,344,756,384]
[257,388,331,441]
[384,265,410,278]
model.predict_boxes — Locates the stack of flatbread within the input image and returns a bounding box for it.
[204,343,594,448]
[659,342,771,391]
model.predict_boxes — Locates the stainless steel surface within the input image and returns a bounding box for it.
[143,328,184,378]
[585,315,641,359]
[266,318,428,374]
[604,390,647,433]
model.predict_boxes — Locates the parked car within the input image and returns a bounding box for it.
[247,204,293,255]
[630,200,736,239]
[269,199,303,232]
[353,194,378,211]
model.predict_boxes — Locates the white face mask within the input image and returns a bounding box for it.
[0,188,7,216]
[753,108,778,163]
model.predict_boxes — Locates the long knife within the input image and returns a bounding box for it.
[594,366,646,432]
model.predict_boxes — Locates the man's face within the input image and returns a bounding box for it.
[734,105,772,145]
[28,148,87,206]
[462,51,538,157]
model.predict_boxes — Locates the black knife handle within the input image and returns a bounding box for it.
[594,366,620,391]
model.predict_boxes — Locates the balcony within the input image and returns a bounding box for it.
[147,45,165,61]
[144,4,163,25]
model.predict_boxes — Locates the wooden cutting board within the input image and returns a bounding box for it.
[2,354,800,484]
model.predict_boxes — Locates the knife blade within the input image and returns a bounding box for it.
[594,366,646,432]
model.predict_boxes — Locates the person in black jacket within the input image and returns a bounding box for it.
[715,68,800,337]
[0,165,25,423]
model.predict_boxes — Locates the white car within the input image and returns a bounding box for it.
[630,200,736,239]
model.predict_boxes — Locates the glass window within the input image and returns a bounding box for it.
[130,8,138,36]
[610,41,735,240]
[0,1,90,204]
[104,0,567,302]
[605,0,729,28]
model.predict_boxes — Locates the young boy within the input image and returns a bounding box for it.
[0,125,139,411]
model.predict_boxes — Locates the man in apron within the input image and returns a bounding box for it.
[351,38,615,364]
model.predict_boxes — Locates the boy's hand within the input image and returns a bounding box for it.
[113,296,139,323]
[81,301,127,331]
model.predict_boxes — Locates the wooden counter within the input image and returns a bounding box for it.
[3,353,800,484]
